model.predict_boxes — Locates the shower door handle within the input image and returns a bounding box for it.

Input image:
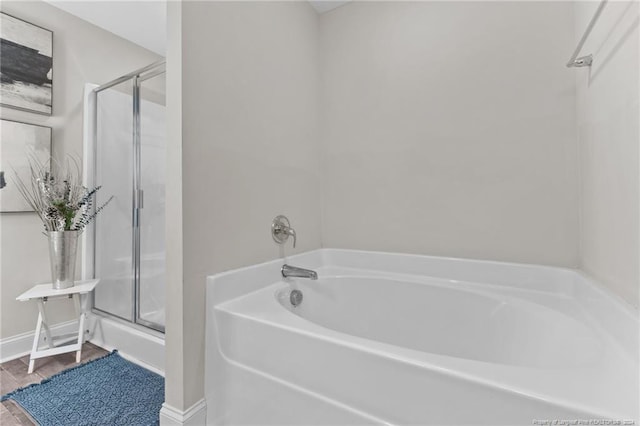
[135,189,144,209]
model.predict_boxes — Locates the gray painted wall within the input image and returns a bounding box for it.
[575,0,640,308]
[167,0,322,410]
[320,1,579,267]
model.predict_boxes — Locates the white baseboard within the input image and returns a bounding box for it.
[0,313,164,374]
[0,320,84,363]
[160,399,207,426]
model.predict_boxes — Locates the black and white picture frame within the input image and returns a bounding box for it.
[0,119,52,212]
[0,13,53,115]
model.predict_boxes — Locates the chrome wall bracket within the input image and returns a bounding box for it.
[566,0,607,68]
[569,54,593,68]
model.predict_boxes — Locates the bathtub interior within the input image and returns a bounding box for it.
[277,276,603,369]
[206,249,639,425]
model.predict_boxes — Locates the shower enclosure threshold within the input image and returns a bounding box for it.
[88,309,165,375]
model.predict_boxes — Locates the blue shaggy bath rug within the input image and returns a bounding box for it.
[1,351,164,426]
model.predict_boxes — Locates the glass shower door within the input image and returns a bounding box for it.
[94,79,135,321]
[137,69,166,331]
[92,62,166,333]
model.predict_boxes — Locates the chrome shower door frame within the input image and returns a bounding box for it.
[90,60,166,334]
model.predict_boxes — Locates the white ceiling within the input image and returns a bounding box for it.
[44,0,351,56]
[44,0,166,56]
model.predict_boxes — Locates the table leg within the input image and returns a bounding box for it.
[36,300,54,349]
[73,294,84,363]
[28,311,43,374]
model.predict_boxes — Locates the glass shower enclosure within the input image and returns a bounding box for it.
[85,61,166,333]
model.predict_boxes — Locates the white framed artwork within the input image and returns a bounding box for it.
[0,119,52,212]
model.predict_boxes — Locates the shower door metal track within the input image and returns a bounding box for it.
[93,60,165,93]
[132,74,143,330]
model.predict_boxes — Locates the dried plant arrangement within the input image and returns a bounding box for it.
[13,156,113,232]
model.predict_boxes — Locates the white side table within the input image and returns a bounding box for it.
[16,279,99,373]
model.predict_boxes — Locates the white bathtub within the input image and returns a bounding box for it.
[206,249,639,425]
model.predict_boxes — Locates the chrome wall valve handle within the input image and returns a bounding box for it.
[272,215,297,248]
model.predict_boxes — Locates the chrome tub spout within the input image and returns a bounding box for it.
[281,264,318,280]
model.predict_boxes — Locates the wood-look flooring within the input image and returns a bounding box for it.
[0,342,108,426]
